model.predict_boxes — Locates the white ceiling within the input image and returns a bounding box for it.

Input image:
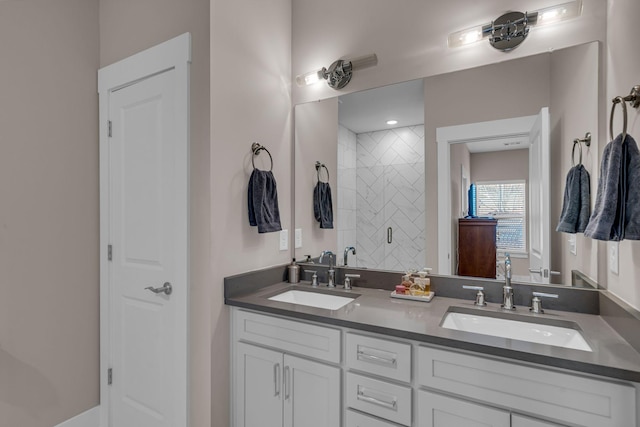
[338,79,425,134]
[337,77,529,154]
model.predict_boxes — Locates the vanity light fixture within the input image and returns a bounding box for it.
[386,120,398,125]
[295,53,378,90]
[448,0,582,51]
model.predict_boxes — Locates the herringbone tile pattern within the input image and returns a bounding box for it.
[356,126,426,271]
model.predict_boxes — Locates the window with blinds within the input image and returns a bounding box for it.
[476,180,527,253]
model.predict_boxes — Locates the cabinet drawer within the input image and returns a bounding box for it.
[417,389,510,427]
[346,409,402,427]
[418,346,636,427]
[346,372,412,426]
[234,309,341,363]
[346,333,411,383]
[511,414,566,427]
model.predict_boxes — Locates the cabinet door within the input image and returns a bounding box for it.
[235,342,283,427]
[512,414,566,427]
[418,390,510,427]
[284,354,341,427]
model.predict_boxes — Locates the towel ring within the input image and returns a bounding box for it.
[610,96,628,142]
[610,85,640,142]
[251,142,273,171]
[315,161,330,182]
[571,132,591,167]
[571,139,583,167]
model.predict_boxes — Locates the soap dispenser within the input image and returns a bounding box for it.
[288,258,300,283]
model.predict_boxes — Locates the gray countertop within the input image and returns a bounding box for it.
[226,281,640,383]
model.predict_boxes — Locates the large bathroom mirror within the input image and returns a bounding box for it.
[294,41,600,287]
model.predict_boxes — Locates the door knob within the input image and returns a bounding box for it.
[145,282,172,295]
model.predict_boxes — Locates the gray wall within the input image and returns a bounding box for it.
[0,1,100,426]
[424,53,552,275]
[606,0,640,309]
[550,42,600,287]
[209,0,292,425]
[99,0,212,424]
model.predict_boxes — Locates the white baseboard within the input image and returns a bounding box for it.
[55,406,100,427]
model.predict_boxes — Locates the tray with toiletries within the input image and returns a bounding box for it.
[390,290,435,302]
[392,268,434,302]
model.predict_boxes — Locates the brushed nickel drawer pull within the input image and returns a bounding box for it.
[357,386,397,410]
[273,363,281,397]
[357,350,397,366]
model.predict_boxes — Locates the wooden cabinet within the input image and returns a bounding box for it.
[458,218,498,278]
[234,341,341,427]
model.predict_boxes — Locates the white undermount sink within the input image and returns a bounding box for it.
[441,308,592,352]
[268,290,356,310]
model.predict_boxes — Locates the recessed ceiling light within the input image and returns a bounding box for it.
[386,120,398,125]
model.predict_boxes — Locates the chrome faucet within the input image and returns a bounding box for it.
[501,253,516,310]
[343,246,356,266]
[319,250,335,287]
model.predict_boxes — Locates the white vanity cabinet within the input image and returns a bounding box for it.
[232,309,342,427]
[231,307,637,427]
[511,414,566,427]
[345,333,413,426]
[418,390,510,427]
[417,346,636,427]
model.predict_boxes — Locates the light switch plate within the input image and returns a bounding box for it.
[568,234,577,255]
[279,229,289,251]
[609,242,619,275]
[295,228,302,248]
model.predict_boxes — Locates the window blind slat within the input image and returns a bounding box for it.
[476,181,526,252]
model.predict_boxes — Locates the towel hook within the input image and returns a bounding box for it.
[609,85,640,142]
[315,161,330,182]
[251,142,273,171]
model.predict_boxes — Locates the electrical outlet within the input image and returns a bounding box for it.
[609,242,619,275]
[295,228,302,248]
[279,229,288,251]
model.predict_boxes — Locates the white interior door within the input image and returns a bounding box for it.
[528,107,551,283]
[99,34,191,427]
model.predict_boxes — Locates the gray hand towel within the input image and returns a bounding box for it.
[622,134,640,240]
[584,133,640,241]
[313,181,334,229]
[248,169,282,233]
[556,164,590,233]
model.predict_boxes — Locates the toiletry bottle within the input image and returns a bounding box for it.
[413,268,432,294]
[401,273,413,293]
[288,258,300,283]
[468,183,477,217]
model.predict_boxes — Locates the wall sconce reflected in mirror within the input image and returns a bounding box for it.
[448,0,582,51]
[296,53,378,89]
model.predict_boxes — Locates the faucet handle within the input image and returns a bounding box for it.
[462,285,486,307]
[530,292,559,314]
[306,270,318,287]
[344,274,360,291]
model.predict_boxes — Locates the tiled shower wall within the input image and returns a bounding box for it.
[337,125,358,266]
[355,126,426,271]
